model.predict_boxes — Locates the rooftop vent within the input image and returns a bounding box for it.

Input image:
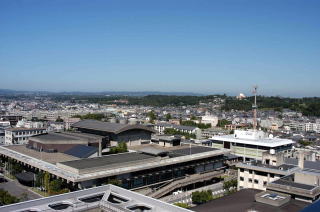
[79,193,104,203]
[127,205,152,212]
[48,202,72,210]
[107,193,129,204]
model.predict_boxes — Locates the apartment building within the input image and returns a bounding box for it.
[5,127,46,145]
[154,122,201,138]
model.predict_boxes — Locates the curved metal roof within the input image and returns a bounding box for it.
[71,119,155,134]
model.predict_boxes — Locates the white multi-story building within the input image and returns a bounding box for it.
[16,119,44,129]
[305,122,320,133]
[211,130,294,161]
[201,115,218,127]
[5,128,46,145]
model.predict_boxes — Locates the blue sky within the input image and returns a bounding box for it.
[0,0,319,97]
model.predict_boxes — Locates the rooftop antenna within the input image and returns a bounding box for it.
[252,85,258,131]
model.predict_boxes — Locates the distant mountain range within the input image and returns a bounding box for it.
[0,89,205,96]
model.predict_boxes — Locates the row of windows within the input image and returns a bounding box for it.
[240,177,268,186]
[239,168,275,178]
[14,130,45,136]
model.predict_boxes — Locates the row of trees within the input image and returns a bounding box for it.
[35,172,69,195]
[72,113,106,121]
[180,120,211,129]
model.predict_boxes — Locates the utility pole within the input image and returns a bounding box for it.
[252,86,258,131]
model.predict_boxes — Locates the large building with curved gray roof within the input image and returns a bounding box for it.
[72,119,155,146]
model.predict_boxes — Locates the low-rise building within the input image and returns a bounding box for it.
[154,122,201,138]
[201,115,218,127]
[4,127,46,145]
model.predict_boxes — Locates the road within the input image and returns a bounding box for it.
[0,178,42,201]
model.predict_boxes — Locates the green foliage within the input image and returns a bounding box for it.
[190,115,198,120]
[192,190,213,204]
[49,179,62,192]
[223,179,237,192]
[55,116,64,122]
[181,120,211,129]
[174,202,191,208]
[164,128,196,139]
[222,96,320,117]
[299,140,312,147]
[0,189,19,205]
[165,113,172,121]
[44,172,50,192]
[217,119,231,127]
[147,111,157,123]
[35,172,44,187]
[109,142,128,154]
[7,159,23,175]
[53,94,320,117]
[72,113,105,121]
[107,178,122,186]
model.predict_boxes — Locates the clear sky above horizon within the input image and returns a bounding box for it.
[0,0,319,97]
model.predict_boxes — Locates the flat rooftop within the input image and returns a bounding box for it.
[192,189,309,212]
[0,184,190,212]
[211,134,294,148]
[0,144,229,182]
[285,158,320,171]
[271,175,317,191]
[170,146,218,157]
[4,145,78,164]
[59,152,156,170]
[238,161,297,172]
[30,132,103,144]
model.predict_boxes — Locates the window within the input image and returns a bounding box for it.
[263,181,267,186]
[270,174,275,178]
[249,170,253,174]
[240,168,244,172]
[240,177,244,181]
[254,179,259,184]
[248,178,252,183]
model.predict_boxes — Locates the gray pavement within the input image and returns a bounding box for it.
[0,178,42,201]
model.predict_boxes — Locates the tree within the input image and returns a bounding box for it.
[217,119,231,128]
[72,113,105,121]
[55,116,64,122]
[49,179,62,193]
[147,111,157,123]
[109,142,128,154]
[35,172,44,187]
[44,172,50,193]
[107,178,122,186]
[192,190,213,204]
[165,113,172,121]
[174,202,190,208]
[0,189,19,205]
[223,179,237,193]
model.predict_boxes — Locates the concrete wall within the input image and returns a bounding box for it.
[295,172,320,186]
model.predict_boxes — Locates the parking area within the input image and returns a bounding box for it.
[0,178,42,201]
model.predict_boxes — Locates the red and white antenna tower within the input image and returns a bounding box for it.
[252,85,258,131]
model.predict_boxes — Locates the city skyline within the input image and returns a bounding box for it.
[1,0,320,97]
